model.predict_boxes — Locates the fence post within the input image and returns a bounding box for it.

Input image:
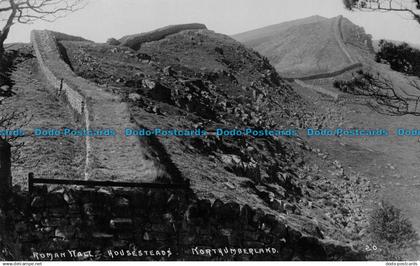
[0,139,12,194]
[28,172,34,195]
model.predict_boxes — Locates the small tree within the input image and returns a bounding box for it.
[334,69,420,116]
[343,0,420,24]
[0,0,85,54]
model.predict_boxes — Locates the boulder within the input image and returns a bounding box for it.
[136,53,152,62]
[0,85,10,92]
[128,93,142,102]
[148,82,172,103]
[110,218,133,230]
[270,199,285,213]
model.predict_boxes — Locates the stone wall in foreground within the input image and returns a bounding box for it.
[0,185,364,261]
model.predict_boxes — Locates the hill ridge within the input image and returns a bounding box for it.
[233,15,369,80]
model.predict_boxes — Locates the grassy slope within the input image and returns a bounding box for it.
[292,18,420,237]
[4,56,85,188]
[233,16,350,77]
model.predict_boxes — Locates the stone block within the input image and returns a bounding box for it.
[109,218,133,230]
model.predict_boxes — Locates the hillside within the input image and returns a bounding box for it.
[57,28,372,258]
[0,26,375,260]
[233,16,371,79]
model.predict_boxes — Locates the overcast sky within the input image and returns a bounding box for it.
[5,0,420,45]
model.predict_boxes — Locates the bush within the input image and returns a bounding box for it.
[376,40,420,77]
[367,201,418,260]
[369,201,417,244]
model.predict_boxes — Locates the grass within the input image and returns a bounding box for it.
[233,16,351,77]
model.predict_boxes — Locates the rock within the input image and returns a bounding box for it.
[110,218,133,230]
[143,231,151,241]
[128,93,142,101]
[15,222,28,233]
[224,182,235,190]
[136,53,152,62]
[239,205,254,225]
[358,228,367,237]
[92,232,114,239]
[63,192,76,204]
[31,196,44,209]
[0,85,11,96]
[54,229,67,240]
[49,207,67,218]
[284,203,296,213]
[220,154,242,165]
[271,222,287,237]
[112,240,128,248]
[115,197,130,207]
[150,83,172,103]
[271,199,285,213]
[83,203,94,216]
[163,66,175,76]
[97,187,113,196]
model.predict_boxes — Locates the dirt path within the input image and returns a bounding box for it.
[78,80,162,182]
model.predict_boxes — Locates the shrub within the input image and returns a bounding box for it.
[367,201,418,260]
[376,40,420,77]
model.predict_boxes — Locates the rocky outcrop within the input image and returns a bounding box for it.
[119,23,207,50]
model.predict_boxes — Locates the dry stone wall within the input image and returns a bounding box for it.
[334,16,356,64]
[0,185,365,261]
[119,23,207,50]
[285,63,363,81]
[31,30,93,179]
[31,30,86,116]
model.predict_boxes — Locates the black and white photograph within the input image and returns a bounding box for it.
[1,0,420,263]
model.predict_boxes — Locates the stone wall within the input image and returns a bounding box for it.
[31,30,87,117]
[119,23,207,50]
[284,63,363,81]
[0,185,364,261]
[340,17,375,54]
[334,16,356,64]
[31,30,93,179]
[283,16,363,81]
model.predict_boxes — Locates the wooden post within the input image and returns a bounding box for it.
[0,139,11,193]
[28,172,34,195]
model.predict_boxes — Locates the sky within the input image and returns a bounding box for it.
[4,0,420,45]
